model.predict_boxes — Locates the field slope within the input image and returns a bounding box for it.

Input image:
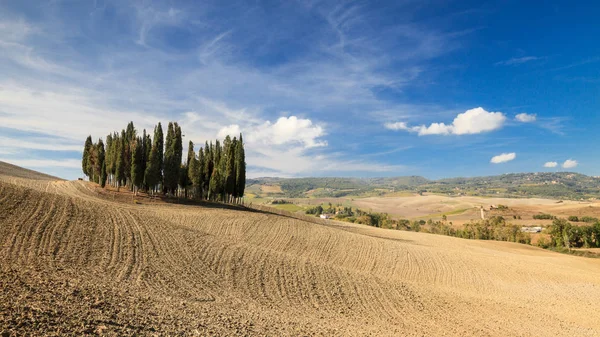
[1,162,600,336]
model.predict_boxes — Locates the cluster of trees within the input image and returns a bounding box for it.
[567,215,599,223]
[82,121,246,203]
[541,218,600,249]
[533,213,556,220]
[305,204,391,228]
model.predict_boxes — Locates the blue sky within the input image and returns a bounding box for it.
[0,0,598,180]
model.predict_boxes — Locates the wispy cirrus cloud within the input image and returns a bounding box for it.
[0,0,470,178]
[495,56,540,66]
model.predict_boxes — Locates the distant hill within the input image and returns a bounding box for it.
[0,161,63,181]
[247,172,600,200]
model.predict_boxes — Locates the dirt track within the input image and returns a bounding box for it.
[2,163,600,336]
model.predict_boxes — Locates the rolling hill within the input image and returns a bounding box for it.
[248,172,600,199]
[2,162,600,336]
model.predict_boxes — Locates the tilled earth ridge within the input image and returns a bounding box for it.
[1,164,600,336]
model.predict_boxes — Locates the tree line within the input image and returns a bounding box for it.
[82,121,246,203]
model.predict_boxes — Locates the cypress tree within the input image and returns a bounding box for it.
[97,139,106,188]
[163,122,175,194]
[156,123,164,189]
[105,134,113,186]
[209,166,222,201]
[143,131,152,191]
[82,135,93,178]
[124,123,136,188]
[110,132,119,186]
[203,141,212,200]
[174,123,183,196]
[185,140,195,198]
[115,132,125,191]
[198,148,206,199]
[145,124,162,194]
[188,150,199,199]
[224,136,236,202]
[235,133,246,202]
[131,137,144,195]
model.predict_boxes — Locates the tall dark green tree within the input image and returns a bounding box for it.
[198,148,206,199]
[143,130,152,191]
[235,133,246,202]
[224,135,236,202]
[131,137,144,195]
[124,122,136,188]
[174,123,183,196]
[203,141,213,199]
[163,122,176,194]
[184,140,195,198]
[105,134,113,186]
[188,149,200,199]
[209,165,222,201]
[82,135,93,178]
[109,132,119,186]
[115,131,125,191]
[155,122,164,189]
[97,139,106,188]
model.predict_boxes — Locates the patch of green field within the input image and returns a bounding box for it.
[271,203,304,212]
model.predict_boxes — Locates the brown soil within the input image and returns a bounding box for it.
[2,162,600,336]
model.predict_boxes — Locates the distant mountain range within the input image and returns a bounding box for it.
[247,172,600,200]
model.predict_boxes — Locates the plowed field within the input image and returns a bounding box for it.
[2,161,600,336]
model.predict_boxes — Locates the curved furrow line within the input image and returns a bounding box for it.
[38,197,74,270]
[5,187,46,260]
[32,195,70,264]
[130,210,222,302]
[16,196,57,264]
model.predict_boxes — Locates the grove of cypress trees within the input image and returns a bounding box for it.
[82,121,246,204]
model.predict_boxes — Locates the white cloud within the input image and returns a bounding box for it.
[515,113,537,123]
[217,124,241,139]
[562,159,578,169]
[495,56,540,66]
[544,161,558,168]
[384,122,410,131]
[385,107,506,136]
[252,116,327,148]
[490,152,516,164]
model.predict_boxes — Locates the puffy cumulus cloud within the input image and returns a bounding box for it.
[217,124,241,139]
[515,113,537,123]
[385,107,506,136]
[562,159,578,169]
[238,116,327,149]
[544,161,558,168]
[490,152,516,164]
